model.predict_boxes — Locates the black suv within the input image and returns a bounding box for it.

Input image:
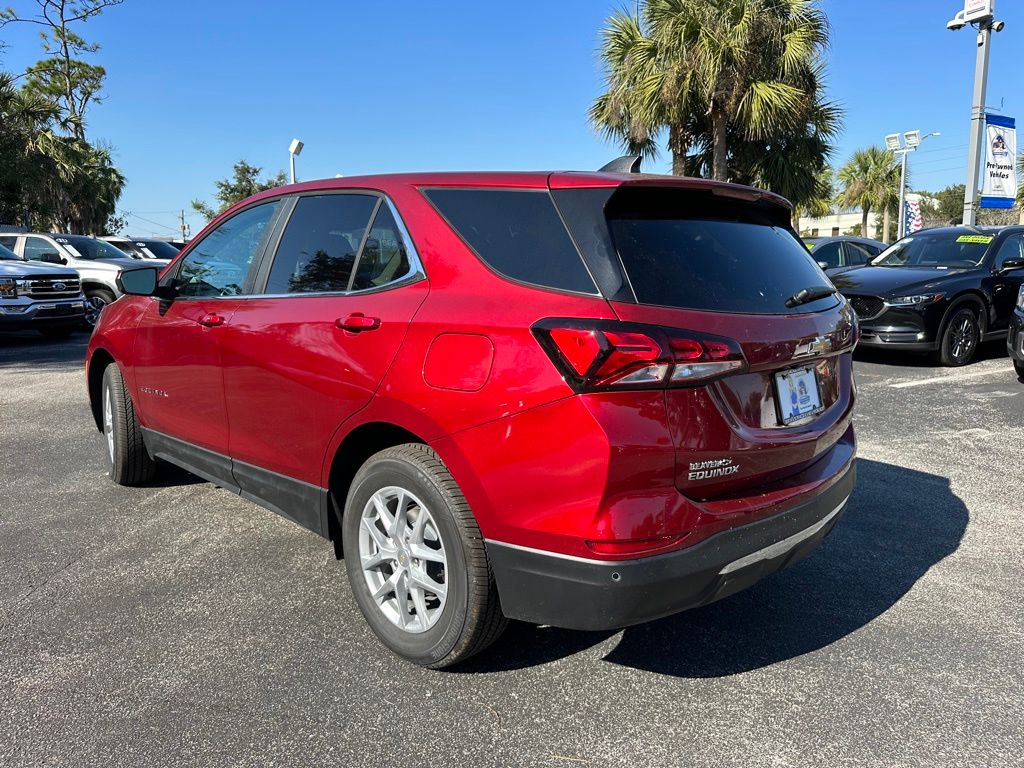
[830,226,1024,366]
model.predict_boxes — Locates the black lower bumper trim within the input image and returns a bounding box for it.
[488,461,855,631]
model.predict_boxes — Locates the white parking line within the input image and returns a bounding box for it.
[890,366,1015,389]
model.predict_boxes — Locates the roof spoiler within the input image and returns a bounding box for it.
[598,155,642,174]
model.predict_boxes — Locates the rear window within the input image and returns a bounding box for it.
[606,189,834,314]
[424,188,597,295]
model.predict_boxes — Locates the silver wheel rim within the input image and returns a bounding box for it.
[950,315,976,360]
[102,384,114,464]
[85,295,108,326]
[358,486,448,634]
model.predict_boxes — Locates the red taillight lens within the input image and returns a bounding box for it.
[533,319,746,392]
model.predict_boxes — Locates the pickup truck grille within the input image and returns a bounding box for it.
[847,295,885,321]
[22,276,82,298]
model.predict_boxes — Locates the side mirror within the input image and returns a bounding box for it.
[117,266,159,296]
[817,261,830,270]
[40,251,63,264]
[999,257,1024,272]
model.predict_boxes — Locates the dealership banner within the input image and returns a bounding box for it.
[980,114,1017,209]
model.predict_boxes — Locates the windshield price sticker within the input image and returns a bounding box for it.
[956,235,994,244]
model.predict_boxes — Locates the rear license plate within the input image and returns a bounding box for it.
[775,366,823,424]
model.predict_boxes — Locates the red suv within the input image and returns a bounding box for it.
[86,166,857,668]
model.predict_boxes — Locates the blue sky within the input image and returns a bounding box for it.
[1,0,1020,236]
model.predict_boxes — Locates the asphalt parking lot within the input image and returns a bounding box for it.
[1,332,1021,768]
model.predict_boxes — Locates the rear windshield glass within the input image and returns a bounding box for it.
[424,188,597,295]
[607,190,834,314]
[872,230,991,268]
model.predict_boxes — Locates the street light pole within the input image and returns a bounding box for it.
[963,20,993,226]
[898,150,910,240]
[288,138,304,184]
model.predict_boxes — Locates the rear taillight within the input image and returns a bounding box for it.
[533,319,746,392]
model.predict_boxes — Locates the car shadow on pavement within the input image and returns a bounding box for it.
[460,458,968,677]
[0,332,89,368]
[853,340,1007,368]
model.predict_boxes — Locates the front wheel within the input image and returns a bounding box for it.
[342,444,507,668]
[101,364,156,485]
[84,288,116,328]
[939,307,980,367]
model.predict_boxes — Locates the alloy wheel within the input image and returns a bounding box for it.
[358,486,448,634]
[102,384,114,464]
[85,295,109,327]
[950,315,977,362]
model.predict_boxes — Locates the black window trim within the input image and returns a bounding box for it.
[248,189,427,299]
[159,197,288,300]
[421,186,602,299]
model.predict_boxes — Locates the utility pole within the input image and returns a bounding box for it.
[179,209,189,242]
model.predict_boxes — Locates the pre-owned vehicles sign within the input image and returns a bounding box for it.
[980,114,1017,209]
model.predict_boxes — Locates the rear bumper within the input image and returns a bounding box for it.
[487,459,854,631]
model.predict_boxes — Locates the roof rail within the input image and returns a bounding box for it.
[598,155,642,174]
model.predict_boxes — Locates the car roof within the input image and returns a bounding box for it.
[237,171,794,211]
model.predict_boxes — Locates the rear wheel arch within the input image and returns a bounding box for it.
[326,422,428,548]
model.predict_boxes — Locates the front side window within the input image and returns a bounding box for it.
[265,194,377,294]
[845,242,876,265]
[811,241,842,269]
[23,237,59,262]
[175,202,277,297]
[993,235,1023,269]
[424,188,597,294]
[351,204,411,291]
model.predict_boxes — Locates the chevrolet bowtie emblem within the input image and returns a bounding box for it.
[794,336,831,357]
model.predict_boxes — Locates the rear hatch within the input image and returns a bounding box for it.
[551,179,857,497]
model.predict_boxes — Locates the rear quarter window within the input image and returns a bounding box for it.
[424,188,597,295]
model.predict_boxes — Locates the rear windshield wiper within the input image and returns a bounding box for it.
[785,285,835,309]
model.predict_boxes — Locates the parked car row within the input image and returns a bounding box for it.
[0,232,172,330]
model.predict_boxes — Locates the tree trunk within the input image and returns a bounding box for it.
[711,105,729,181]
[861,207,870,238]
[669,124,688,176]
[882,207,891,243]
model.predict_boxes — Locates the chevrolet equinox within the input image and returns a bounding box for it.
[86,164,858,668]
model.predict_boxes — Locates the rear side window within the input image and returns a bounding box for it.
[606,190,834,314]
[266,194,377,294]
[425,188,597,294]
[351,204,411,291]
[0,236,16,249]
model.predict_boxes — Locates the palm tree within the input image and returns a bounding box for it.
[591,0,839,206]
[836,146,899,240]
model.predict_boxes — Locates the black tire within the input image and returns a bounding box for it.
[101,363,157,485]
[38,325,75,338]
[342,444,507,668]
[1015,360,1024,380]
[939,306,980,367]
[84,287,116,328]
